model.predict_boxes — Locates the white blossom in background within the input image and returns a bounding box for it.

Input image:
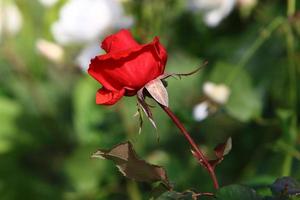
[51,0,133,45]
[38,0,59,8]
[117,0,131,2]
[36,39,64,63]
[0,1,23,40]
[238,0,256,8]
[188,0,236,27]
[237,0,257,17]
[193,102,210,121]
[76,43,102,71]
[193,82,230,122]
[203,82,230,104]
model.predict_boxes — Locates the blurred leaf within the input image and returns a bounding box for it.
[276,109,298,143]
[215,185,262,200]
[65,146,107,193]
[166,53,203,109]
[150,182,171,199]
[244,175,277,186]
[273,140,300,160]
[92,142,171,188]
[0,97,21,153]
[290,196,300,200]
[155,191,196,200]
[209,62,262,121]
[73,77,103,144]
[0,97,21,132]
[270,177,300,197]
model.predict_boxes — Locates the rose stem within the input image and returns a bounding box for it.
[159,104,219,189]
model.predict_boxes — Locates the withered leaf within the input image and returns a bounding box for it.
[134,102,144,134]
[209,137,232,168]
[91,142,170,188]
[137,89,157,129]
[145,78,169,107]
[215,137,232,158]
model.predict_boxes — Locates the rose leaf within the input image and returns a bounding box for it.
[155,191,198,200]
[209,138,232,168]
[215,185,262,200]
[215,137,232,158]
[91,142,171,188]
[137,89,157,129]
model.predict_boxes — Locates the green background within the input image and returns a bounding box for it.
[0,0,299,199]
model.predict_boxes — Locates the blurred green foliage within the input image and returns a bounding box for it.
[0,0,300,199]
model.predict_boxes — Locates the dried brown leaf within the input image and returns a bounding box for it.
[91,142,170,188]
[215,137,232,158]
[137,89,157,129]
[209,138,232,168]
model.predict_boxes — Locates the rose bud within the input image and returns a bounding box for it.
[88,29,168,105]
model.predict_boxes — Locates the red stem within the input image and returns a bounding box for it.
[159,104,219,189]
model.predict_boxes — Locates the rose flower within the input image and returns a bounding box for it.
[88,29,168,105]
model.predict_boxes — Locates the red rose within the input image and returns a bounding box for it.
[88,29,168,105]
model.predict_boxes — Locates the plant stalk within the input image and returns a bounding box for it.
[282,0,298,176]
[159,104,219,189]
[226,17,284,85]
[287,0,296,17]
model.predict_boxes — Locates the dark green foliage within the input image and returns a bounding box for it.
[215,185,262,200]
[156,191,196,200]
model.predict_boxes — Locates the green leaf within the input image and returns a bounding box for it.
[291,196,300,200]
[0,97,21,133]
[215,185,262,200]
[65,146,107,193]
[156,191,196,200]
[92,142,171,188]
[276,109,298,143]
[0,97,21,153]
[73,77,104,145]
[166,53,204,109]
[209,62,262,122]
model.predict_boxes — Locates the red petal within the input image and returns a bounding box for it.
[95,45,161,92]
[96,87,125,105]
[88,33,168,96]
[97,36,164,61]
[88,57,123,92]
[153,37,168,74]
[101,29,140,53]
[89,38,167,92]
